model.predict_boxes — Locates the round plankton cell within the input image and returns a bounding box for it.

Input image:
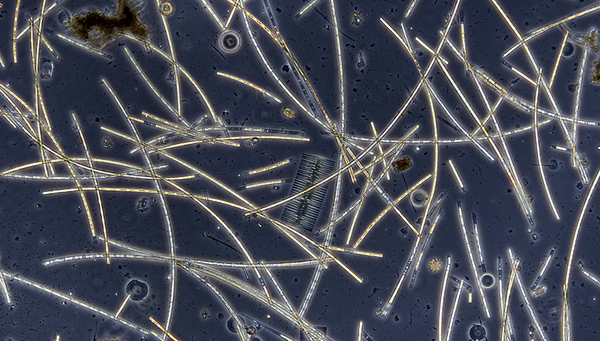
[410,189,429,208]
[469,324,487,340]
[246,326,257,335]
[125,279,148,301]
[480,273,495,288]
[219,30,242,53]
[428,258,443,273]
[159,1,174,16]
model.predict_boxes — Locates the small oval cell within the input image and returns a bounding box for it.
[56,8,72,28]
[282,106,296,119]
[125,279,148,301]
[39,58,54,80]
[410,189,429,208]
[547,159,559,170]
[219,30,242,53]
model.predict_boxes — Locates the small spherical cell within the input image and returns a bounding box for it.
[480,274,495,288]
[159,1,174,16]
[410,189,429,208]
[125,279,148,301]
[469,324,487,340]
[219,30,242,53]
[428,258,443,273]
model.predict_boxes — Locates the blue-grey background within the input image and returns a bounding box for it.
[1,0,600,340]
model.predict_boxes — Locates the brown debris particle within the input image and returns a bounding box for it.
[393,156,412,172]
[591,59,600,85]
[70,0,150,49]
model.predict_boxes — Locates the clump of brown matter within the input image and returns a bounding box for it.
[392,156,412,172]
[70,0,150,49]
[591,59,600,85]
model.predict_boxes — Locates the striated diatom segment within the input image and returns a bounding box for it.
[281,153,335,231]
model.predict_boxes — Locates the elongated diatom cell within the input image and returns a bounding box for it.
[281,153,335,231]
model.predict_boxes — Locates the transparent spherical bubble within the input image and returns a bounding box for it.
[563,42,574,57]
[480,274,495,288]
[219,31,242,53]
[227,316,239,333]
[113,205,139,231]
